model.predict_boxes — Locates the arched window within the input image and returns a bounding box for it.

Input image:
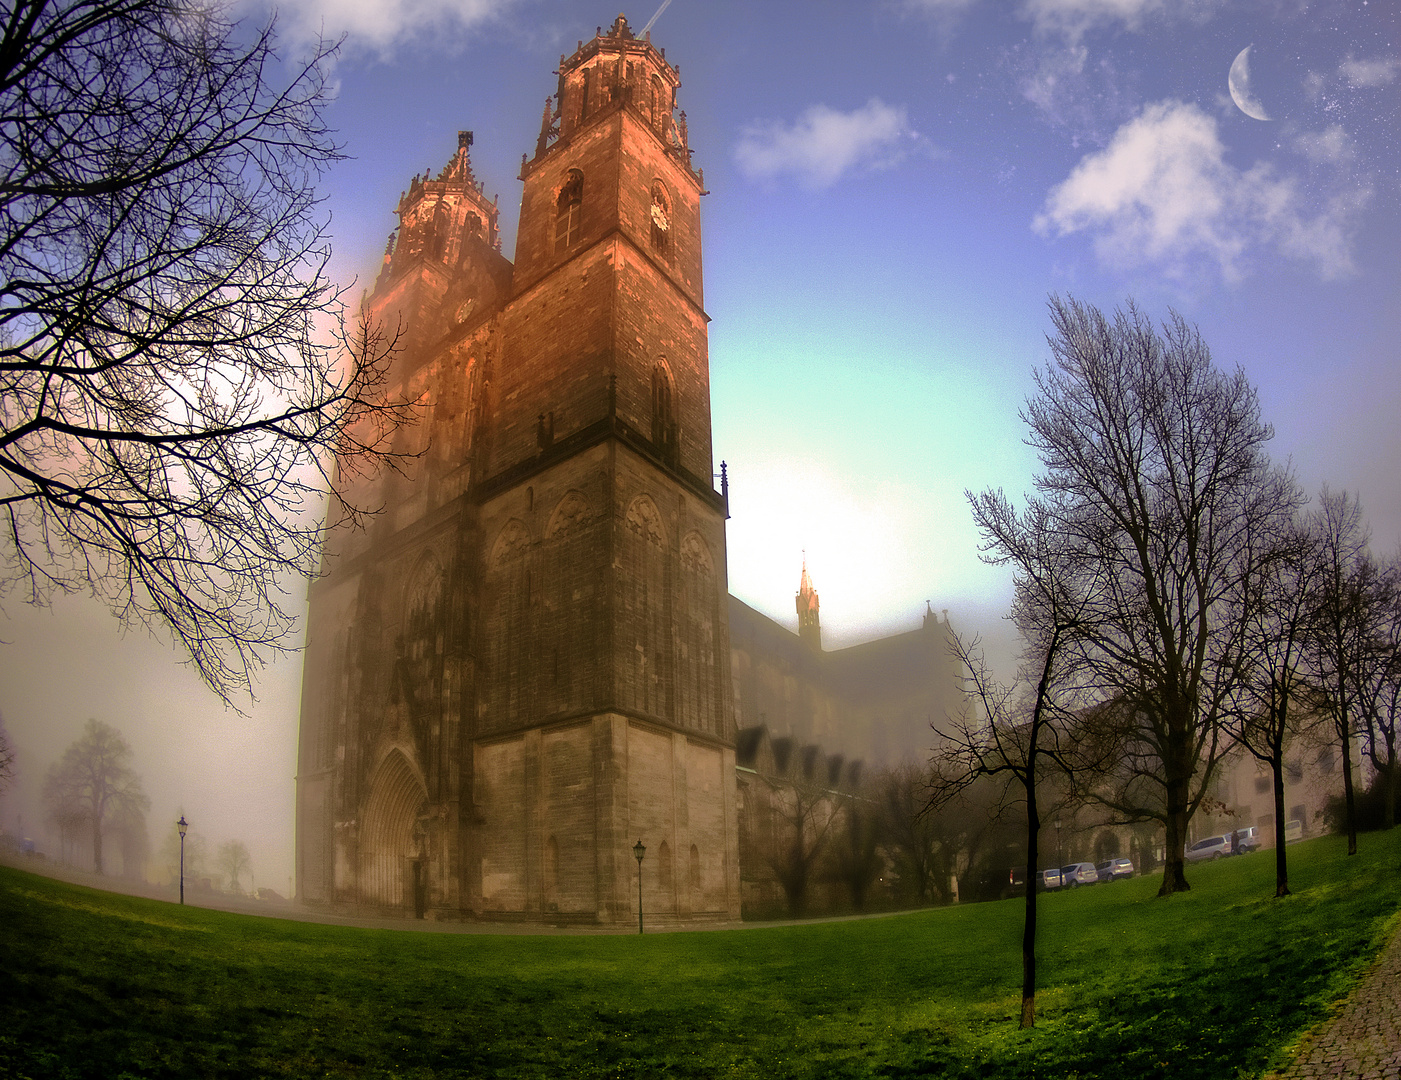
[555,170,583,252]
[544,835,559,905]
[650,74,666,132]
[649,180,671,256]
[658,839,673,894]
[651,361,676,460]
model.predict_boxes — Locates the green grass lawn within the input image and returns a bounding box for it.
[3,830,1400,1080]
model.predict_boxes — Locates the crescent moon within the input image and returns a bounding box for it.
[1229,45,1271,121]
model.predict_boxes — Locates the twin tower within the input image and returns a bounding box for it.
[295,16,741,922]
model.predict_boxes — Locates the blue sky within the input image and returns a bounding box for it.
[304,0,1400,648]
[2,0,1397,892]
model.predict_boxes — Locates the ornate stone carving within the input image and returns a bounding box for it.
[680,531,713,575]
[625,494,665,547]
[491,519,531,564]
[546,490,593,539]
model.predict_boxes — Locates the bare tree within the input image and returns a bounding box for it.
[876,763,948,905]
[933,599,1088,1029]
[1357,556,1401,829]
[1020,296,1283,896]
[42,718,148,874]
[0,713,14,795]
[767,774,841,918]
[216,838,252,893]
[828,785,883,912]
[0,1,411,699]
[932,492,1094,1027]
[1224,498,1314,896]
[1302,489,1380,855]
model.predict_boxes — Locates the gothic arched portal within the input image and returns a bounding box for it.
[359,749,429,911]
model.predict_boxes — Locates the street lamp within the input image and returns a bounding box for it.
[177,816,188,905]
[633,839,646,934]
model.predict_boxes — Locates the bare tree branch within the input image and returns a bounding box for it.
[0,1,414,700]
[1019,296,1282,897]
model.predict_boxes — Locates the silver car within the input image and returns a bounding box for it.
[1185,834,1232,862]
[1061,861,1098,887]
[1096,857,1134,881]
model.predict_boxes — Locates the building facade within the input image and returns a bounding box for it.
[297,16,740,924]
[296,15,969,924]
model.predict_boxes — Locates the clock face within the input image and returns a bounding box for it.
[650,203,669,231]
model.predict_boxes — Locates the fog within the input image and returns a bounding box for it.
[0,594,304,897]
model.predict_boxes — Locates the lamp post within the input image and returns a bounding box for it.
[177,816,188,905]
[633,839,646,934]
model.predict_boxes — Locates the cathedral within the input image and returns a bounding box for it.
[296,15,962,924]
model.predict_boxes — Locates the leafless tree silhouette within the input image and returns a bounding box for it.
[0,713,13,794]
[1303,489,1387,854]
[932,493,1095,1027]
[216,838,252,893]
[1223,496,1312,897]
[0,1,411,698]
[42,718,148,874]
[1017,296,1285,897]
[1356,554,1401,830]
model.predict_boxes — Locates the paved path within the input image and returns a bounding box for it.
[1269,916,1401,1080]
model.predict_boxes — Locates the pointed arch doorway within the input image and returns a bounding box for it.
[360,749,430,915]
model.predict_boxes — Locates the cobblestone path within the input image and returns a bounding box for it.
[1269,919,1401,1080]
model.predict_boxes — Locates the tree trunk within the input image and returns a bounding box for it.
[1158,776,1191,895]
[1340,724,1358,855]
[1385,761,1398,832]
[1021,799,1039,1029]
[1272,757,1290,898]
[92,814,104,875]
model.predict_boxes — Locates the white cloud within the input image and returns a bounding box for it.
[1034,100,1366,281]
[1020,0,1222,41]
[252,0,517,55]
[1294,125,1356,168]
[1340,55,1401,88]
[1022,0,1167,39]
[733,99,917,190]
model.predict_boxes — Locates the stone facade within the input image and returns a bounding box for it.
[295,15,968,924]
[297,16,738,925]
[730,590,964,769]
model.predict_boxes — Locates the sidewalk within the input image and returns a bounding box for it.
[1268,916,1401,1080]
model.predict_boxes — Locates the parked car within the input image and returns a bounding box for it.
[1096,857,1135,881]
[1233,827,1261,854]
[1061,861,1098,887]
[1040,867,1063,891]
[1185,834,1233,862]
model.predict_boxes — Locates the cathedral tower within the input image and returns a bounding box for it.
[296,15,739,925]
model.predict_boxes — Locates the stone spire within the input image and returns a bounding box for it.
[797,556,821,653]
[377,130,501,287]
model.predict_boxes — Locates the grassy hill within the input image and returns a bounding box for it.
[3,829,1399,1079]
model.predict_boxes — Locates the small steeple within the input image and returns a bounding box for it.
[796,555,821,653]
[377,130,501,287]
